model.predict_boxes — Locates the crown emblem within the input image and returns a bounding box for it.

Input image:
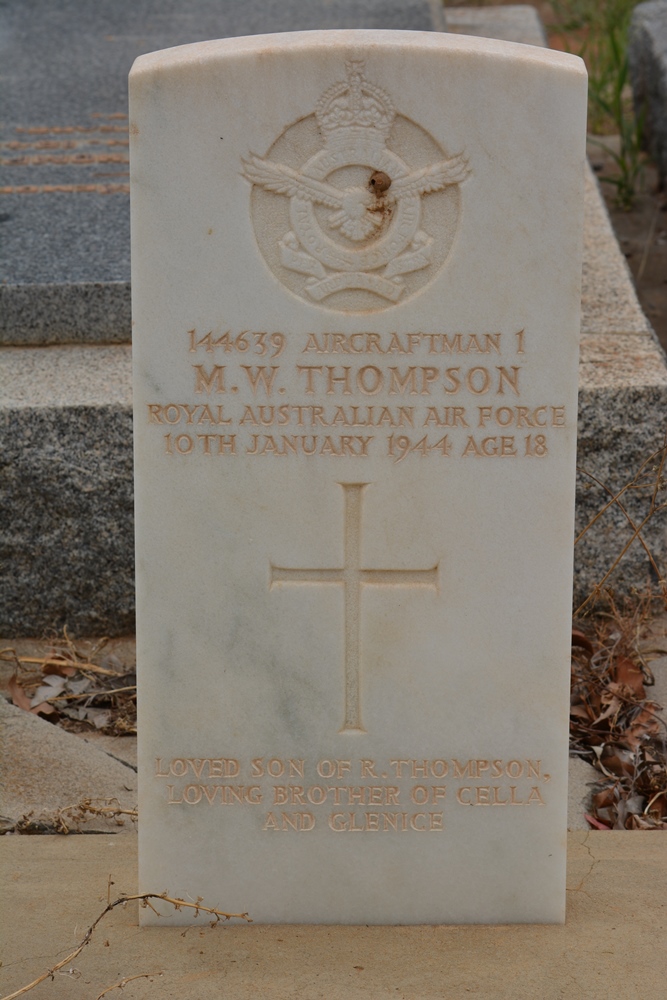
[242,60,470,310]
[315,60,395,147]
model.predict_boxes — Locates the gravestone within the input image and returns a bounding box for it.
[629,0,667,186]
[132,29,587,924]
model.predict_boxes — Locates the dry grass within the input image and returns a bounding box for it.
[1,627,137,736]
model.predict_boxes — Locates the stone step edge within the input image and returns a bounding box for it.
[0,281,131,347]
[2,330,667,412]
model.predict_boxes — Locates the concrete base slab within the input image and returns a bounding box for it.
[0,698,137,834]
[0,832,665,999]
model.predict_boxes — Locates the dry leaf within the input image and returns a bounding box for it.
[31,674,67,706]
[625,794,645,815]
[8,674,32,712]
[593,787,617,809]
[89,710,112,730]
[613,656,646,699]
[30,701,57,717]
[67,678,92,696]
[585,813,611,830]
[593,691,622,725]
[599,745,636,778]
[572,628,594,654]
[619,706,662,749]
[42,659,77,678]
[570,704,593,721]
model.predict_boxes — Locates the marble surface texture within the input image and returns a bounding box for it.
[131,31,587,925]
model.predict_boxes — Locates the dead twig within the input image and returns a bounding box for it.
[56,799,139,827]
[0,649,124,678]
[48,686,137,703]
[12,798,138,835]
[62,624,110,662]
[0,892,251,1000]
[576,506,666,615]
[575,467,663,582]
[95,972,163,1000]
[574,443,665,546]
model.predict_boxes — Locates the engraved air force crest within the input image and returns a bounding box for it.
[242,61,470,312]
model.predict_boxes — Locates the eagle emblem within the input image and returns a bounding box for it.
[242,60,470,309]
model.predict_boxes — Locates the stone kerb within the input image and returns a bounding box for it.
[576,165,667,605]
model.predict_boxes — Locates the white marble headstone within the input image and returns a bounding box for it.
[130,30,587,925]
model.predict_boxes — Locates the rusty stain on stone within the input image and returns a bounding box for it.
[369,170,391,195]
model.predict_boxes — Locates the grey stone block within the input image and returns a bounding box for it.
[2,171,665,634]
[0,282,131,347]
[446,5,547,48]
[576,333,667,607]
[0,0,444,346]
[0,346,134,636]
[574,166,667,606]
[629,0,667,185]
[580,167,653,337]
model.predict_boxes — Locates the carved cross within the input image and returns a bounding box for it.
[270,482,438,733]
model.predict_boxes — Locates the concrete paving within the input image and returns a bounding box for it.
[0,832,665,999]
[0,698,137,834]
[0,636,137,833]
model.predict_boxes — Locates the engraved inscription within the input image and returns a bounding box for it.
[146,327,571,461]
[270,483,438,733]
[154,756,552,832]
